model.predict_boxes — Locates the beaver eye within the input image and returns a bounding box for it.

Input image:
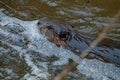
[59,32,70,40]
[47,25,53,30]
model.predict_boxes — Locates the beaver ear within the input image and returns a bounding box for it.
[71,25,74,28]
[46,25,53,30]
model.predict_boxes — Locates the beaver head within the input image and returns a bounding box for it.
[37,20,92,54]
[38,20,75,47]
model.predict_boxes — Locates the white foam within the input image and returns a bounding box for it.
[22,54,49,80]
[77,59,120,80]
[0,10,79,79]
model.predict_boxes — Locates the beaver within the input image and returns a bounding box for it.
[38,20,120,66]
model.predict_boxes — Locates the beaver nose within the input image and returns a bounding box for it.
[37,21,41,26]
[37,20,50,28]
[37,20,46,28]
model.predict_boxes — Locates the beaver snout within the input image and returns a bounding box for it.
[37,20,45,28]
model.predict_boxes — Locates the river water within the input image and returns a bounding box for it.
[0,0,120,80]
[0,0,120,38]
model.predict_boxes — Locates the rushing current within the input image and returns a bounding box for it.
[0,9,120,80]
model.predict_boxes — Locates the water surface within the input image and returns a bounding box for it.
[0,0,120,80]
[0,0,120,38]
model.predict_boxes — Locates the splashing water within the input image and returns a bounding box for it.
[0,10,120,80]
